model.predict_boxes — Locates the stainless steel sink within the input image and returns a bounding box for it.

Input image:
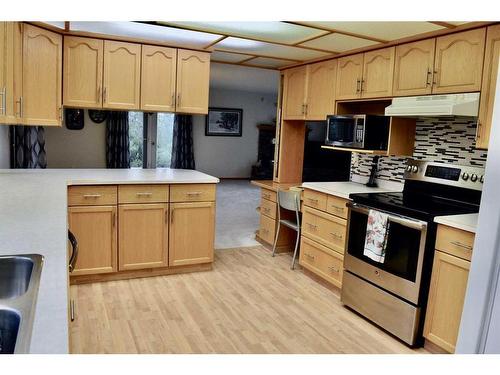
[0,254,43,354]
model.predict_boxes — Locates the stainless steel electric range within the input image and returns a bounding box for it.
[341,159,484,346]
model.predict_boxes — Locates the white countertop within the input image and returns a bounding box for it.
[434,213,478,233]
[0,168,219,353]
[301,181,403,200]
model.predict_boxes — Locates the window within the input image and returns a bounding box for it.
[128,112,175,168]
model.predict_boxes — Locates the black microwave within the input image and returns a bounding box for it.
[325,114,390,150]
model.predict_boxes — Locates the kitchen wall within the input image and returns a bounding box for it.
[44,111,107,168]
[0,126,9,168]
[351,117,489,183]
[192,87,277,178]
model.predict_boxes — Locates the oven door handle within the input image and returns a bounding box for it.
[347,202,428,231]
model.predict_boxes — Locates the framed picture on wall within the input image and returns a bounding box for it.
[205,107,243,137]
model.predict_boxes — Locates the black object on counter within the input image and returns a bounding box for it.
[366,156,380,187]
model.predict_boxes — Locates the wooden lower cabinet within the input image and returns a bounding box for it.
[299,236,344,288]
[423,250,471,353]
[118,203,168,271]
[302,205,347,254]
[169,201,215,266]
[68,205,117,275]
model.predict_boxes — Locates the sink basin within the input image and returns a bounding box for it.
[0,309,21,354]
[0,257,34,299]
[0,254,43,354]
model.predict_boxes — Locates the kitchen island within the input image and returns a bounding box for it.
[0,168,219,354]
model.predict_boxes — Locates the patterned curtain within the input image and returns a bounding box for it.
[106,111,130,168]
[9,126,47,168]
[171,115,195,169]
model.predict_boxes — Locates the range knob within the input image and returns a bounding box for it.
[470,174,478,182]
[462,172,470,181]
[480,175,484,183]
[411,165,418,173]
[406,165,412,172]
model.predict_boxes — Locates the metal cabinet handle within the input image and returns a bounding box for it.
[263,193,271,199]
[112,211,116,227]
[305,253,315,260]
[433,70,438,85]
[307,198,319,203]
[426,69,432,86]
[305,104,308,115]
[83,194,102,198]
[70,299,76,322]
[186,191,202,196]
[16,96,23,118]
[262,207,271,213]
[330,232,343,239]
[177,93,181,107]
[171,208,174,223]
[328,266,340,273]
[330,205,344,212]
[136,192,153,196]
[0,87,5,115]
[306,223,317,230]
[450,241,473,251]
[356,79,360,93]
[68,229,78,273]
[360,79,365,93]
[171,93,175,106]
[103,87,107,103]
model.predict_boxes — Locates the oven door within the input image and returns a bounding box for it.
[344,202,428,304]
[326,116,361,148]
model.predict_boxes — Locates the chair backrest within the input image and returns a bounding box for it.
[277,190,301,212]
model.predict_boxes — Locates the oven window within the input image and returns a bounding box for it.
[347,210,420,282]
[329,117,355,143]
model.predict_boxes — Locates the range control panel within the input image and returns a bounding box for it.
[404,159,485,191]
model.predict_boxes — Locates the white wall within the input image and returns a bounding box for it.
[44,111,107,168]
[192,88,277,178]
[0,126,9,168]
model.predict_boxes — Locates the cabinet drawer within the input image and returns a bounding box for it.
[326,195,349,219]
[118,184,169,204]
[259,213,276,244]
[68,185,117,206]
[261,188,277,203]
[302,206,347,254]
[303,189,327,211]
[170,184,216,202]
[299,236,344,288]
[260,198,277,219]
[436,224,475,261]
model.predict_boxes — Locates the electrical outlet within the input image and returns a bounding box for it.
[353,153,359,167]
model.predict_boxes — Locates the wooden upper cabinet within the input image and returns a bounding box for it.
[0,22,21,125]
[424,250,471,353]
[282,65,308,120]
[68,205,117,276]
[393,39,435,96]
[433,28,486,94]
[477,25,500,150]
[119,203,168,271]
[63,36,103,108]
[336,53,363,100]
[305,60,336,120]
[22,24,62,126]
[361,47,395,98]
[176,49,210,114]
[169,201,215,267]
[103,40,141,110]
[140,45,177,112]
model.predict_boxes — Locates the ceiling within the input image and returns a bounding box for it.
[47,21,472,70]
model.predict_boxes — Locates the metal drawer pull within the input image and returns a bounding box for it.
[136,192,153,196]
[261,229,269,234]
[263,193,271,199]
[328,266,340,273]
[262,207,271,213]
[83,194,102,198]
[330,232,343,239]
[450,241,473,250]
[330,205,344,211]
[306,223,317,230]
[305,253,315,260]
[186,192,202,196]
[307,198,319,202]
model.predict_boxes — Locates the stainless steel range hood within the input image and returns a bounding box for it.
[385,93,480,117]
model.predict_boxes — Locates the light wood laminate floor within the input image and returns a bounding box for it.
[69,246,428,354]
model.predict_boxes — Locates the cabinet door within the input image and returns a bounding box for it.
[477,25,500,149]
[63,36,103,108]
[433,28,486,94]
[423,251,470,353]
[282,66,308,120]
[361,47,395,98]
[0,22,19,124]
[0,22,7,123]
[103,40,141,110]
[141,45,177,112]
[68,206,117,276]
[393,39,435,96]
[176,49,210,114]
[118,203,168,271]
[169,201,215,266]
[336,53,363,100]
[305,60,336,120]
[22,24,62,126]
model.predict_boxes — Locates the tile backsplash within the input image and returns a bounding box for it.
[350,117,488,183]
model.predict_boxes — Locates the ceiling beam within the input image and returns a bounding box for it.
[283,21,388,43]
[143,21,334,54]
[203,35,228,50]
[238,56,258,64]
[211,59,279,71]
[213,48,301,62]
[428,21,457,29]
